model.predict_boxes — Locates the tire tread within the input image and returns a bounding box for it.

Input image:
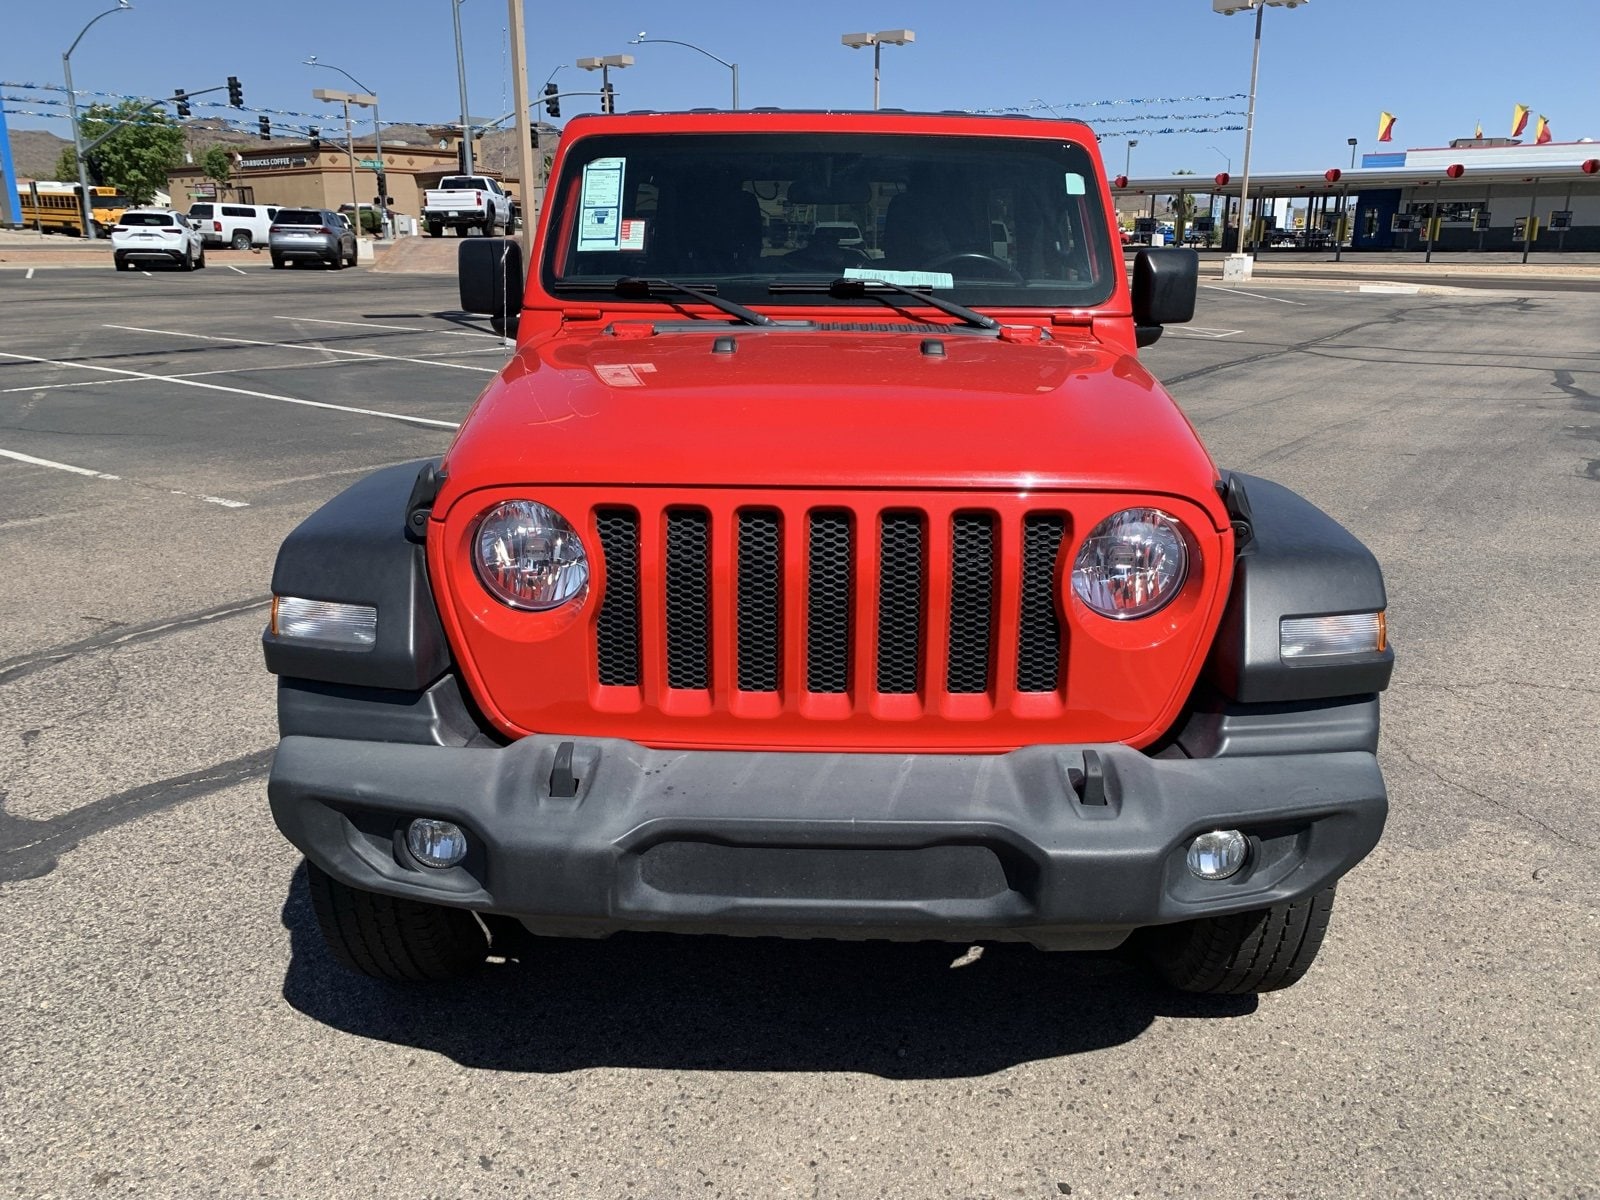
[306,861,486,982]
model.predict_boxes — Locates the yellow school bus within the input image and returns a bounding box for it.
[18,183,131,236]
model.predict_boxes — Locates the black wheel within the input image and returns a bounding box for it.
[306,861,488,982]
[328,251,343,270]
[921,251,1025,282]
[427,221,443,238]
[229,230,252,250]
[484,214,499,237]
[1142,887,1337,995]
[180,245,195,272]
[114,255,131,272]
[271,254,286,269]
[346,241,358,267]
[196,248,206,269]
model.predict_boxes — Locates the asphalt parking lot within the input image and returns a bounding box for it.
[1,264,1597,1199]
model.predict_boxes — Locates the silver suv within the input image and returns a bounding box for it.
[268,208,358,270]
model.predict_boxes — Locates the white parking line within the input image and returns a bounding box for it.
[273,315,425,331]
[1164,325,1243,339]
[25,268,34,280]
[0,351,461,430]
[0,446,120,480]
[1200,284,1307,306]
[105,324,498,372]
[2,357,387,395]
[172,489,249,508]
[227,265,247,276]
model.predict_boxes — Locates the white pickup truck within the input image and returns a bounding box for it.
[422,175,514,238]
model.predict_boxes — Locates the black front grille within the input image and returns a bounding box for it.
[594,508,640,686]
[665,509,711,689]
[737,510,782,692]
[1017,514,1066,692]
[806,511,853,693]
[876,512,923,693]
[589,498,1069,706]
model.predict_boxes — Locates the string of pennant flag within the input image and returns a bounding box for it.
[2,80,363,124]
[1377,105,1554,145]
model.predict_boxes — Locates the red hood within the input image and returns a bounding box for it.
[439,326,1225,524]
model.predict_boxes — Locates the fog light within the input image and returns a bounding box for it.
[1186,829,1249,880]
[406,819,469,868]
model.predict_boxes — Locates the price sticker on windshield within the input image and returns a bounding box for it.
[578,156,626,251]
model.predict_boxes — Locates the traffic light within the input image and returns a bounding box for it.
[227,76,243,108]
[600,81,614,115]
[374,172,387,202]
[308,127,320,149]
[173,88,190,118]
[543,82,560,119]
[257,116,271,140]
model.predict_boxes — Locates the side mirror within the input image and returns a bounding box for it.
[459,237,524,336]
[1131,248,1198,348]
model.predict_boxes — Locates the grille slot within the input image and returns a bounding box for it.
[664,508,711,690]
[594,508,641,686]
[947,513,996,693]
[1017,514,1066,692]
[876,512,923,694]
[806,511,853,693]
[737,509,782,692]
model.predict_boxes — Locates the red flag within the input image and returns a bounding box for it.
[1511,104,1530,136]
[1377,111,1396,142]
[1535,115,1552,144]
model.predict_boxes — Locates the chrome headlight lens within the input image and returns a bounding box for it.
[1070,508,1189,619]
[472,500,589,610]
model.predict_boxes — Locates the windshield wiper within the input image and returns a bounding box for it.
[551,276,775,327]
[768,277,999,332]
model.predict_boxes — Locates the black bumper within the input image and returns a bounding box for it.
[268,732,1386,950]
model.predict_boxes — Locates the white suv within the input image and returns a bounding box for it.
[111,209,206,271]
[187,202,280,249]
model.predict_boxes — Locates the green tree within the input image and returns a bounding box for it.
[71,101,187,205]
[1167,169,1198,247]
[199,145,235,197]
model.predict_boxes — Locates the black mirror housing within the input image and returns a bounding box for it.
[459,238,524,332]
[1131,249,1198,347]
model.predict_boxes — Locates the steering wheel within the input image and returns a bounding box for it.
[921,252,1024,283]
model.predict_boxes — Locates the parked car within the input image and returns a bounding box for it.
[110,208,206,271]
[187,202,279,249]
[268,208,358,269]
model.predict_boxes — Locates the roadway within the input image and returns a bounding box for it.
[1,265,1596,1199]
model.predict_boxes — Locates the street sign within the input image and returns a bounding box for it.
[1549,210,1573,231]
[359,159,384,169]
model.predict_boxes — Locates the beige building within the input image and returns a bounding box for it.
[167,134,527,224]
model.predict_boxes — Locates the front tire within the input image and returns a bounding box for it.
[1141,887,1337,995]
[306,861,488,982]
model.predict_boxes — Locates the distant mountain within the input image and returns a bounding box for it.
[10,128,71,180]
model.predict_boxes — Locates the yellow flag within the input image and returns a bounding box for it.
[1512,104,1530,136]
[1377,111,1396,142]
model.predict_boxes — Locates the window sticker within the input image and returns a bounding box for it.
[842,267,956,289]
[577,156,626,251]
[1064,172,1087,196]
[617,218,646,252]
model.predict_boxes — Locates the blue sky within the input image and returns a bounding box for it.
[5,0,1597,177]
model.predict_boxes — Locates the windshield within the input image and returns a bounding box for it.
[541,131,1115,310]
[90,192,127,210]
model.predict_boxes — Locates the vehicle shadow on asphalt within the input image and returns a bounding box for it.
[278,862,1255,1077]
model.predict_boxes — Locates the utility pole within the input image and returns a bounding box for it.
[453,0,474,175]
[508,0,535,258]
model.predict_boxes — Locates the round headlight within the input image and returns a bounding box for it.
[473,500,589,610]
[1070,508,1188,619]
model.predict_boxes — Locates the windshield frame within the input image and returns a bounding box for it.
[537,127,1118,314]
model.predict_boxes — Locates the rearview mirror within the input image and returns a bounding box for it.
[1131,249,1198,348]
[459,237,523,336]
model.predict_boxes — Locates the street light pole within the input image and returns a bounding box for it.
[306,58,385,234]
[576,55,634,113]
[312,87,375,235]
[1212,0,1307,274]
[62,0,132,241]
[629,33,738,109]
[840,30,915,111]
[1336,135,1356,261]
[452,0,473,175]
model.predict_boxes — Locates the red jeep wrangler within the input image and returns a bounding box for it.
[265,112,1391,995]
